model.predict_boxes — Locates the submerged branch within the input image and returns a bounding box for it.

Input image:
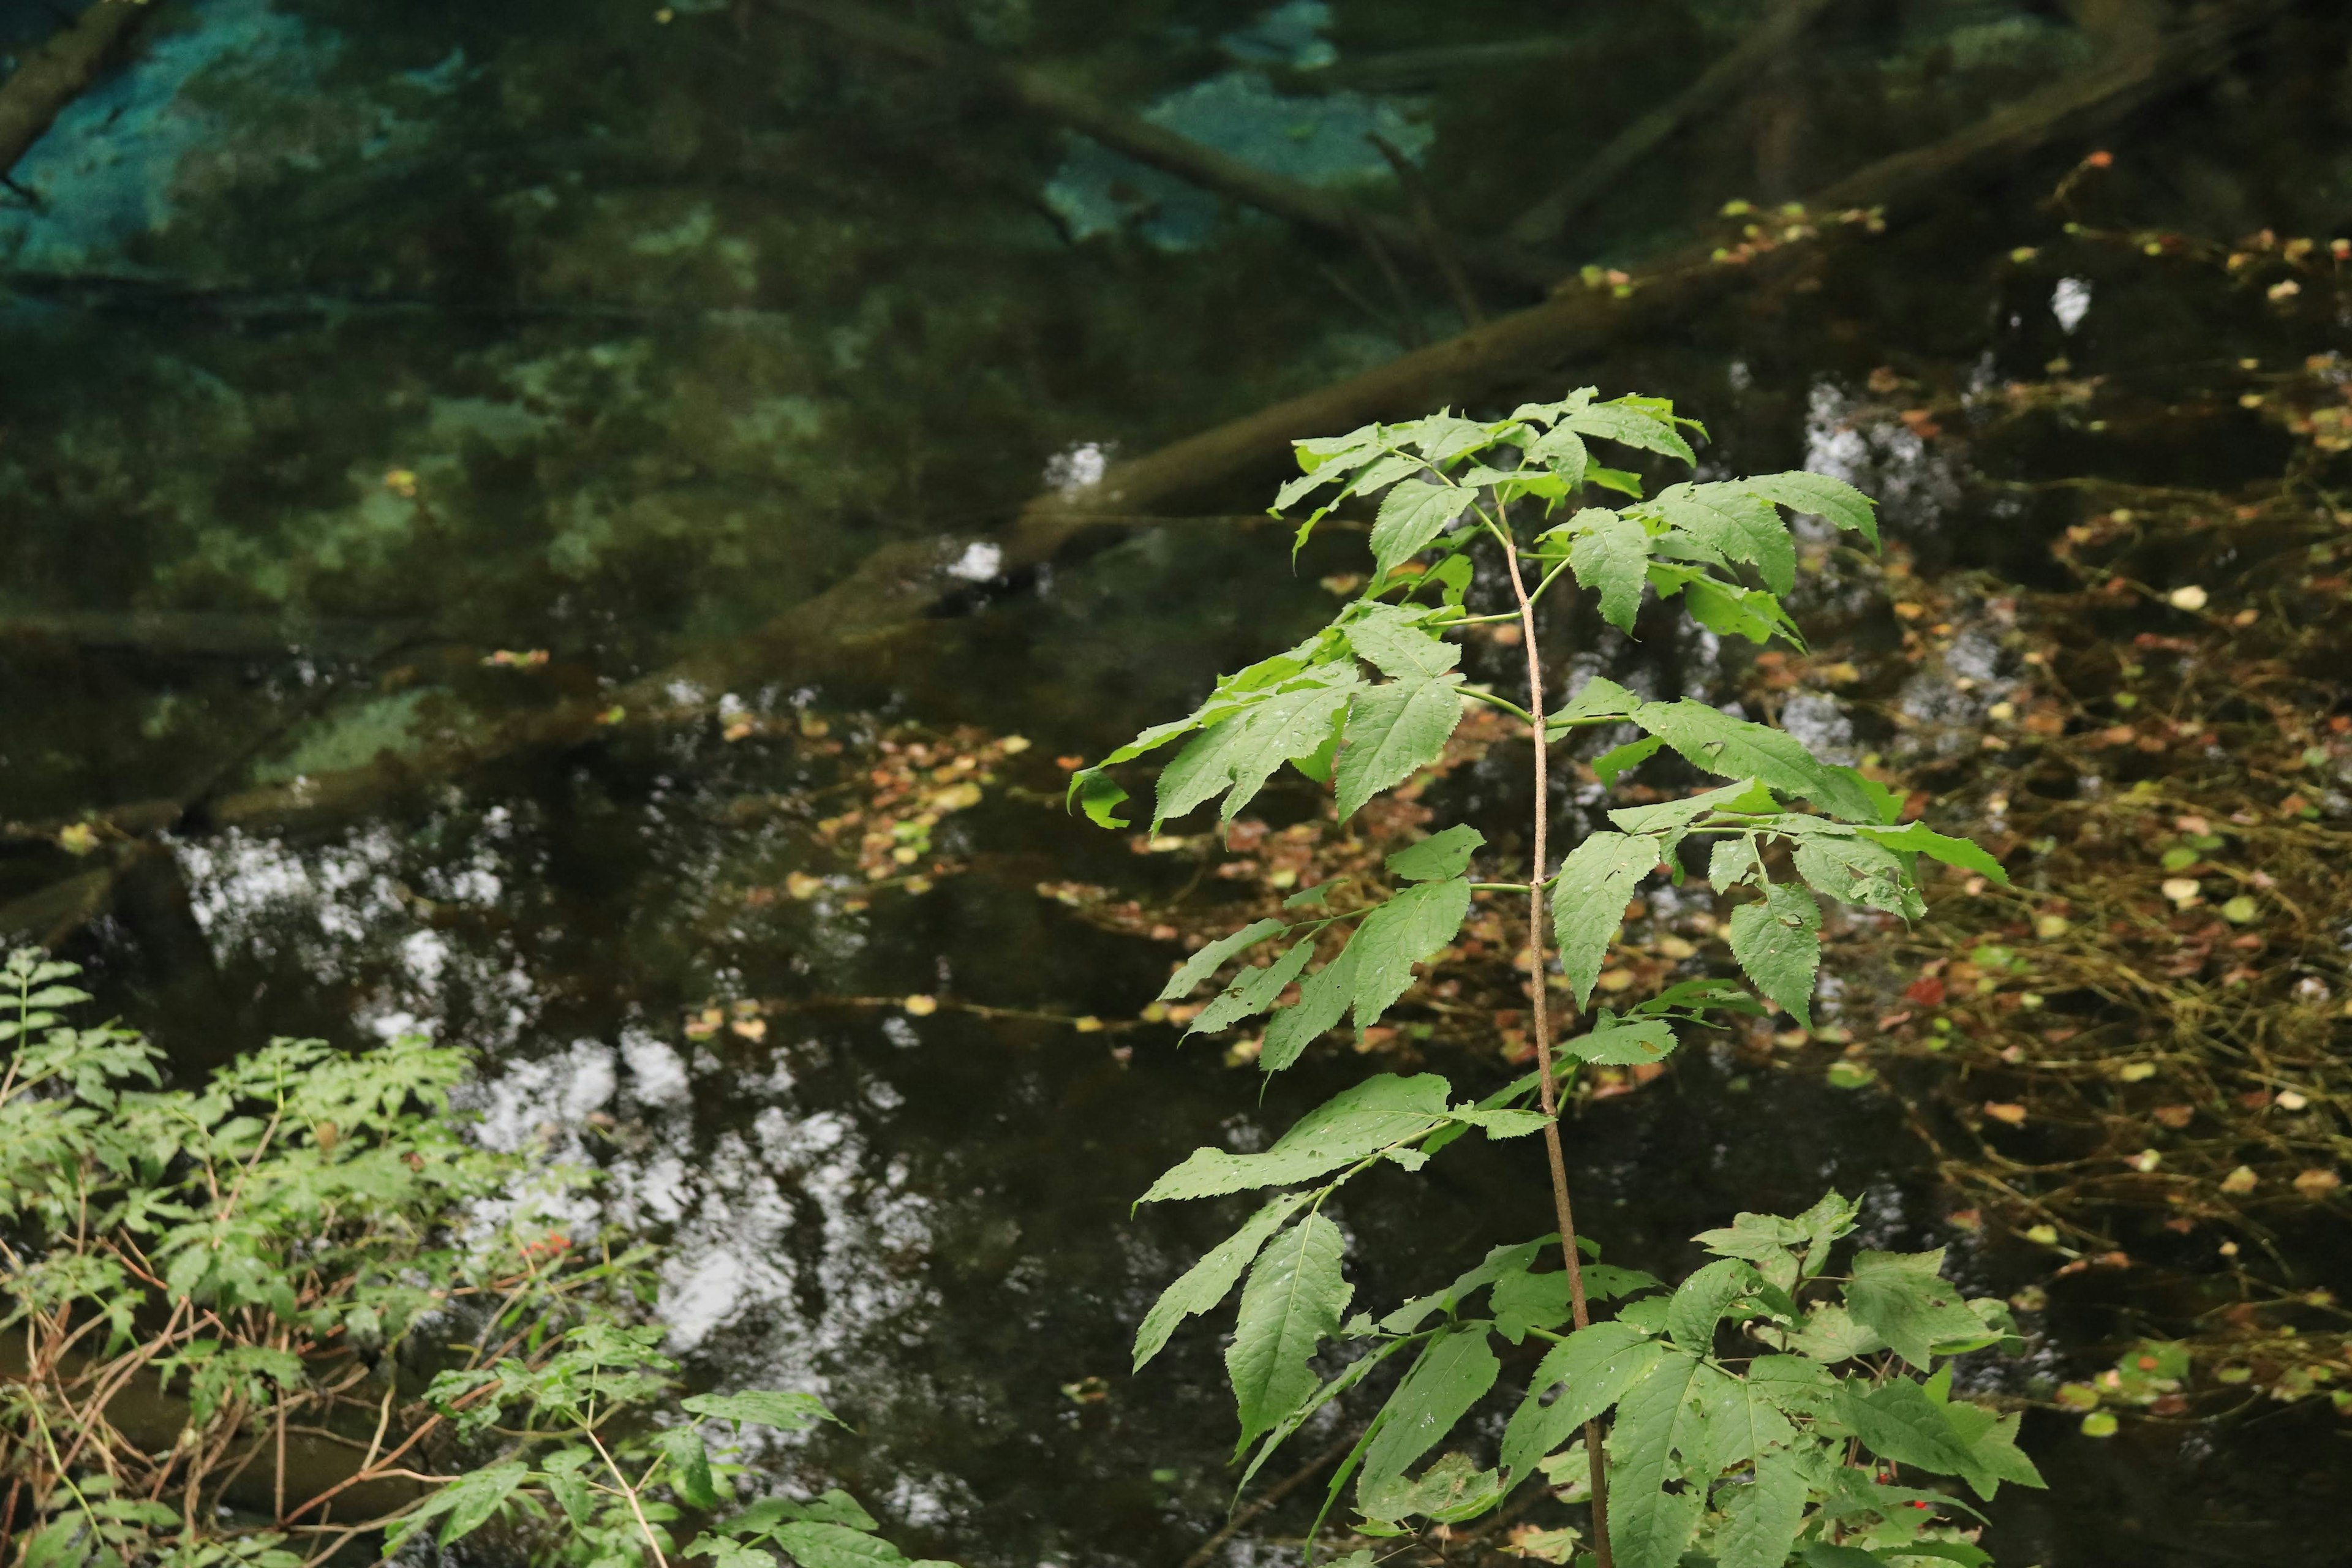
[0,1,157,186]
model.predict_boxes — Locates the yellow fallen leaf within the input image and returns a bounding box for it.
[2220,1166,2259,1194]
[2293,1168,2341,1197]
[2166,585,2209,611]
[902,994,939,1017]
[55,823,100,857]
[730,1018,767,1041]
[1983,1101,2028,1126]
[785,872,825,899]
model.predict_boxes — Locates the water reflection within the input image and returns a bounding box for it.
[7,0,2352,1562]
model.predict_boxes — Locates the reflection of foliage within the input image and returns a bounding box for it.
[1718,224,2352,1427]
[0,952,944,1568]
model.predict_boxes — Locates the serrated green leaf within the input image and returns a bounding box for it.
[1677,570,1803,647]
[1406,414,1495,464]
[1346,609,1462,680]
[679,1390,846,1432]
[1649,483,1796,596]
[1235,1335,1417,1498]
[1139,1074,1451,1202]
[1228,1213,1352,1447]
[1709,835,1762,889]
[1745,1354,1839,1415]
[1858,822,2008,885]
[1189,941,1316,1036]
[1790,834,1921,919]
[769,1522,952,1568]
[1843,1251,1988,1371]
[1687,1366,1796,1478]
[1351,878,1471,1029]
[1260,941,1360,1073]
[1386,824,1485,883]
[1528,424,1589,491]
[428,1462,529,1548]
[1159,919,1289,1003]
[1727,883,1822,1027]
[1629,701,1878,822]
[1284,878,1346,908]
[1334,676,1465,820]
[656,1427,723,1509]
[1561,1012,1676,1066]
[1942,1404,2046,1492]
[1371,481,1475,579]
[1295,425,1383,473]
[1500,1322,1667,1483]
[1221,679,1362,824]
[1133,1191,1314,1370]
[1664,1257,1760,1351]
[1155,717,1255,827]
[1550,833,1659,1005]
[1742,470,1880,547]
[1568,510,1653,631]
[1607,1349,1715,1568]
[1357,1329,1501,1506]
[1564,401,1697,467]
[1488,1267,1572,1343]
[1836,1378,1996,1496]
[1716,1444,1809,1568]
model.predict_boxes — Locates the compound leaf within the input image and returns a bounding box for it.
[1159,919,1289,1003]
[1741,470,1880,548]
[1371,481,1474,579]
[1499,1321,1666,1483]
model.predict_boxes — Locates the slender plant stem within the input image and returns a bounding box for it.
[1497,524,1614,1568]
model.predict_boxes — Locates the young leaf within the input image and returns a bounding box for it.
[1567,510,1653,631]
[1834,1378,1997,1497]
[1630,701,1880,823]
[1606,1350,1716,1568]
[1741,469,1880,548]
[1259,943,1360,1073]
[1071,769,1132,829]
[1386,824,1486,883]
[1528,424,1589,491]
[1555,673,1640,724]
[1227,1213,1352,1448]
[1726,883,1822,1027]
[1133,1191,1314,1370]
[1663,1257,1760,1351]
[1137,1074,1452,1202]
[1355,1329,1502,1506]
[1220,679,1363,824]
[1560,1012,1676,1066]
[656,1426,723,1509]
[770,1522,956,1568]
[1550,833,1660,1005]
[1188,941,1316,1036]
[1333,676,1466,820]
[1346,608,1462,679]
[1159,918,1289,1003]
[1649,483,1796,596]
[1371,481,1475,579]
[1790,834,1921,919]
[1714,1446,1810,1568]
[1499,1321,1667,1483]
[1859,821,2010,885]
[1350,878,1473,1029]
[1591,734,1665,786]
[1563,401,1698,467]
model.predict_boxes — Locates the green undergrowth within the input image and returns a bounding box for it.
[0,951,946,1568]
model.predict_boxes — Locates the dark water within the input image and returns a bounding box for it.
[4,1,2350,1564]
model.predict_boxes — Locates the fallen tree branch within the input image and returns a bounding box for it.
[0,1,158,184]
[1508,0,1842,249]
[764,0,1562,293]
[9,0,2293,859]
